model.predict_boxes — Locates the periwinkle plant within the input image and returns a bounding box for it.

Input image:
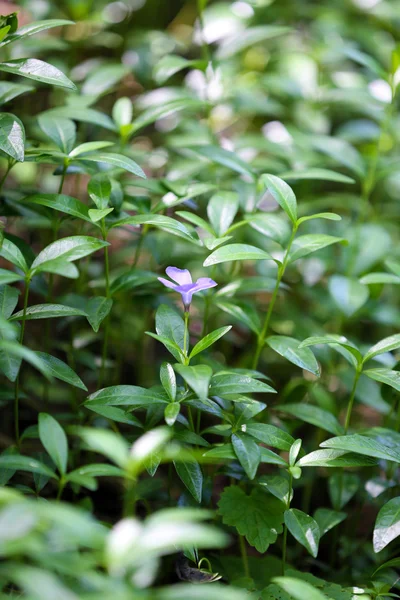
[0,2,400,600]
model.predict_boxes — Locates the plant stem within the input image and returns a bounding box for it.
[239,534,250,579]
[344,368,362,433]
[56,478,65,501]
[58,161,68,194]
[123,475,137,517]
[183,310,190,364]
[99,226,111,388]
[252,224,297,370]
[281,473,293,575]
[14,277,30,447]
[0,161,12,194]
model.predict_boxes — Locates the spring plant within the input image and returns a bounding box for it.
[1,0,400,598]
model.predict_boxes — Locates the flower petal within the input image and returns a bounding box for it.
[158,277,177,290]
[166,266,192,285]
[192,277,218,294]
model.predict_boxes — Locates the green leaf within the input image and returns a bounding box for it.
[86,385,168,407]
[10,304,88,321]
[112,214,197,245]
[373,497,400,553]
[321,434,400,463]
[273,577,327,600]
[289,439,302,467]
[0,238,28,273]
[218,486,285,552]
[88,174,111,209]
[86,296,112,332]
[81,152,145,178]
[313,508,346,536]
[0,269,23,286]
[82,64,129,96]
[85,404,143,428]
[0,340,52,380]
[189,326,232,359]
[174,459,203,502]
[75,427,129,468]
[289,234,346,263]
[298,448,377,467]
[243,423,294,451]
[281,168,355,184]
[328,275,369,317]
[328,473,359,510]
[204,243,273,267]
[164,402,180,426]
[299,334,362,368]
[266,335,320,376]
[160,362,176,401]
[363,334,400,365]
[174,364,212,401]
[188,145,254,177]
[155,304,184,361]
[0,19,74,48]
[312,135,365,178]
[38,413,68,475]
[258,475,293,504]
[364,368,400,392]
[176,210,215,236]
[232,432,260,480]
[209,373,276,396]
[34,352,87,390]
[284,509,320,558]
[216,25,289,59]
[216,301,260,335]
[130,98,205,134]
[245,213,291,246]
[360,272,400,285]
[23,194,93,224]
[112,96,133,129]
[154,55,204,84]
[69,141,114,158]
[0,113,25,161]
[0,285,19,319]
[37,114,76,154]
[0,58,76,90]
[146,332,185,363]
[30,235,108,276]
[0,454,57,479]
[0,82,34,105]
[88,207,114,222]
[259,174,297,223]
[278,403,344,436]
[297,212,342,225]
[207,192,239,237]
[42,106,115,131]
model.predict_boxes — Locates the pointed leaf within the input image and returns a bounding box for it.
[260,174,297,223]
[204,243,273,267]
[232,432,260,480]
[86,296,112,332]
[37,114,76,154]
[189,326,232,359]
[174,364,212,401]
[374,498,400,552]
[34,352,87,390]
[0,113,25,161]
[174,459,203,503]
[278,403,344,436]
[266,335,320,376]
[284,509,320,557]
[38,413,68,475]
[0,58,76,90]
[321,434,400,463]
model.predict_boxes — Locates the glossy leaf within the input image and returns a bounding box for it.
[174,364,212,401]
[278,403,344,436]
[38,413,68,475]
[10,304,88,321]
[34,352,87,390]
[189,326,232,359]
[231,432,260,480]
[174,459,203,503]
[284,509,320,557]
[266,335,320,376]
[289,234,346,263]
[321,434,400,463]
[328,275,369,317]
[373,497,400,553]
[260,174,297,223]
[0,58,76,90]
[313,508,346,536]
[204,243,273,267]
[0,112,25,162]
[86,297,112,332]
[37,114,76,154]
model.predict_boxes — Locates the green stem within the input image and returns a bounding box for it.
[281,473,293,575]
[252,224,297,370]
[56,478,65,501]
[58,161,68,194]
[132,224,148,269]
[183,310,190,364]
[239,534,250,579]
[99,224,111,388]
[344,368,362,433]
[0,161,12,194]
[14,277,30,447]
[123,476,137,517]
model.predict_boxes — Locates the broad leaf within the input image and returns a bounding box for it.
[232,432,260,480]
[204,244,273,267]
[81,152,145,178]
[298,448,377,467]
[23,194,92,224]
[209,373,276,396]
[86,297,112,332]
[34,352,87,390]
[189,326,232,359]
[0,19,74,48]
[364,368,400,392]
[321,434,400,463]
[0,454,57,479]
[174,364,212,401]
[313,508,346,536]
[273,577,327,600]
[260,174,297,223]
[10,304,88,321]
[207,192,239,236]
[0,58,76,90]
[218,486,285,552]
[38,413,68,475]
[363,334,400,364]
[86,385,168,407]
[243,423,294,451]
[373,497,400,553]
[174,459,203,503]
[289,234,346,263]
[0,238,29,273]
[37,114,76,154]
[0,112,25,161]
[278,403,344,436]
[284,509,320,557]
[30,236,108,276]
[266,335,320,376]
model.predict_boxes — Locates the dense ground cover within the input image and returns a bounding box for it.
[0,0,400,598]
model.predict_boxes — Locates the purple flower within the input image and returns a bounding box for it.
[158,267,217,310]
